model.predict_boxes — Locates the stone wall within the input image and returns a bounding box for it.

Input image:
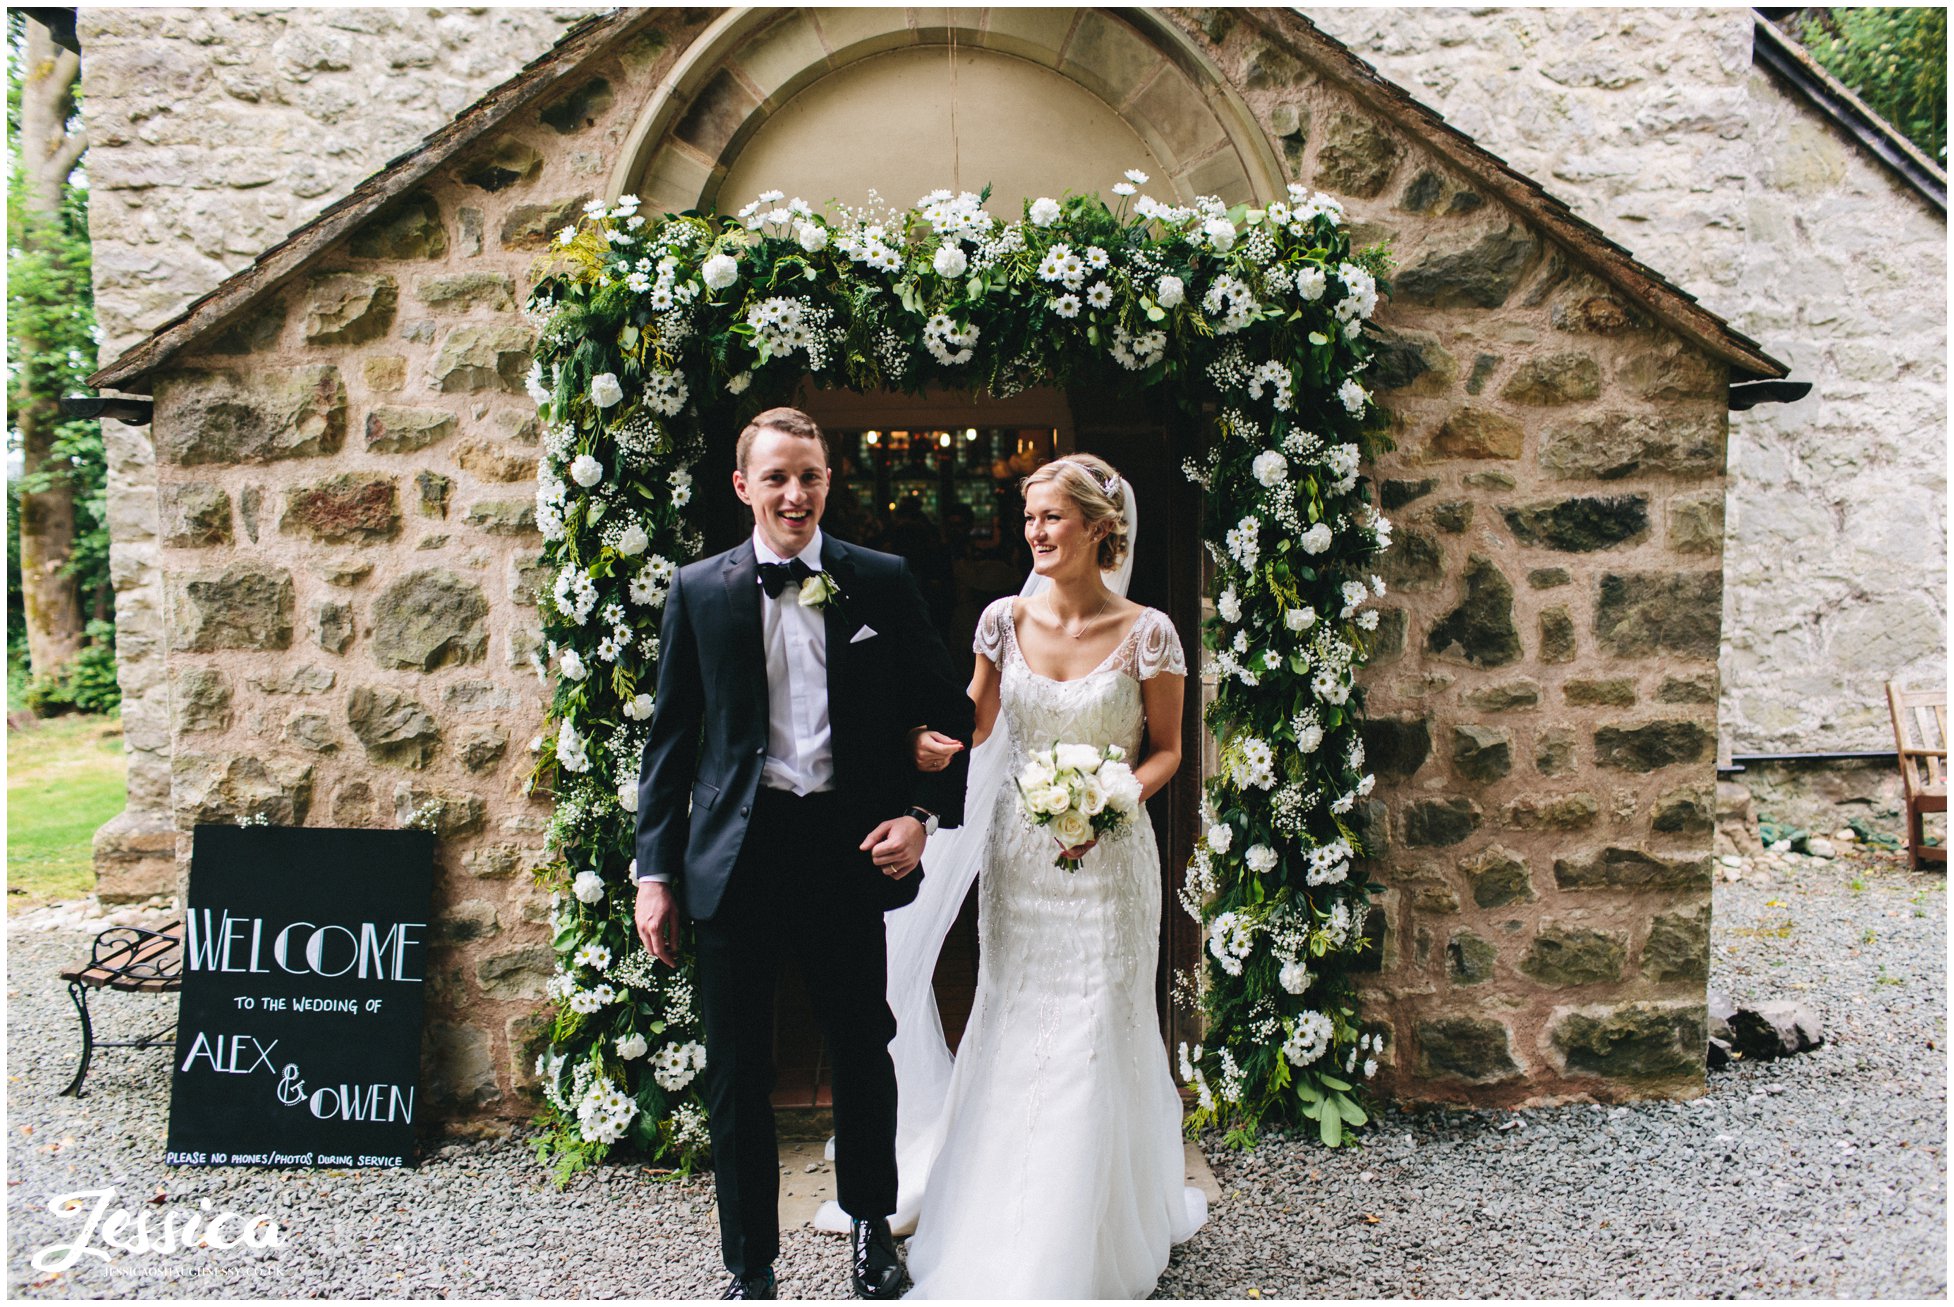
[80,6,591,899]
[1306,6,1949,779]
[138,17,694,1117]
[1177,11,1726,1103]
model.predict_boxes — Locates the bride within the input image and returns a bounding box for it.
[819,453,1207,1298]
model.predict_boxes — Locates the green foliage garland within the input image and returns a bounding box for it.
[1796,7,1947,161]
[522,175,1394,1178]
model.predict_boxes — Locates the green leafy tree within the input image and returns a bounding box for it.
[1796,7,1948,160]
[8,11,114,712]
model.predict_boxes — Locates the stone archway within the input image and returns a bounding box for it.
[611,7,1285,216]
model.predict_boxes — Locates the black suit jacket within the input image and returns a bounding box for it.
[634,534,975,922]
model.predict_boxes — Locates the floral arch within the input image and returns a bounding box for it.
[523,177,1394,1176]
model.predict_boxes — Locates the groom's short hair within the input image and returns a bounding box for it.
[737,407,829,470]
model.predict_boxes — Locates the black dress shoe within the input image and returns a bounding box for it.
[722,1267,776,1300]
[850,1217,904,1300]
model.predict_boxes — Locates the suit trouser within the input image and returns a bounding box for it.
[694,787,900,1277]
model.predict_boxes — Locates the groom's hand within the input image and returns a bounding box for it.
[634,880,680,967]
[860,816,926,879]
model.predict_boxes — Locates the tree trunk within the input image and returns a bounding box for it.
[14,19,87,679]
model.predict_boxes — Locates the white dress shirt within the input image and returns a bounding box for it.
[753,528,835,795]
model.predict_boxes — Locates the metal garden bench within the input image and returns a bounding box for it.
[57,920,183,1096]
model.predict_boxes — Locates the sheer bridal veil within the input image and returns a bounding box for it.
[815,472,1139,1235]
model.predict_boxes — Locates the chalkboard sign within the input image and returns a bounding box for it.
[166,824,436,1169]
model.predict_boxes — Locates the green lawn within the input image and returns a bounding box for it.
[7,710,125,908]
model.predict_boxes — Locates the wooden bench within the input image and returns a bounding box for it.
[1886,682,1947,871]
[56,921,184,1096]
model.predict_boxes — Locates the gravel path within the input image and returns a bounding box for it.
[7,849,1944,1299]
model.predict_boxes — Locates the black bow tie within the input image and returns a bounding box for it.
[758,558,815,598]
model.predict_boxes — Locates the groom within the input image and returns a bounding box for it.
[633,407,973,1300]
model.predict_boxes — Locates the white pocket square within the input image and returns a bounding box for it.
[851,625,878,644]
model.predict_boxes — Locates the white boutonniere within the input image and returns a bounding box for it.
[797,570,844,612]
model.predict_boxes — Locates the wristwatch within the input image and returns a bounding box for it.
[905,806,940,837]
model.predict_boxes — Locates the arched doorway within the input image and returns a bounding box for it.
[625,6,1260,1107]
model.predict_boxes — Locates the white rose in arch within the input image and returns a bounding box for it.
[1029,196,1062,227]
[572,870,605,904]
[1299,522,1333,555]
[617,779,638,814]
[623,692,654,721]
[559,649,587,681]
[1204,216,1237,251]
[933,243,968,278]
[1156,275,1184,309]
[1245,844,1278,874]
[702,252,739,290]
[1206,822,1233,855]
[796,221,829,252]
[1252,450,1288,487]
[1286,606,1317,632]
[615,1033,649,1060]
[1050,808,1094,849]
[590,372,623,408]
[570,454,604,487]
[617,523,648,557]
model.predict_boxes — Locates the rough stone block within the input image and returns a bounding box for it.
[1651,786,1714,834]
[393,783,487,838]
[461,138,543,193]
[430,900,501,945]
[1359,714,1431,780]
[1431,406,1523,459]
[1461,845,1532,908]
[1553,846,1712,893]
[1426,556,1520,667]
[285,711,338,753]
[1594,572,1721,658]
[349,190,446,260]
[316,601,354,654]
[282,473,399,543]
[1498,352,1602,405]
[366,406,457,453]
[1551,291,1641,334]
[1535,726,1576,776]
[1394,225,1539,309]
[540,76,614,134]
[428,324,533,393]
[1505,791,1600,830]
[363,355,407,393]
[1367,328,1457,395]
[371,569,488,671]
[464,842,529,879]
[417,470,453,518]
[172,564,294,651]
[1465,679,1540,712]
[154,366,347,465]
[1415,1015,1519,1081]
[473,943,552,1000]
[1502,496,1650,552]
[330,778,378,827]
[463,500,538,536]
[303,271,398,345]
[1540,607,1577,664]
[1642,905,1710,982]
[415,272,516,312]
[1381,478,1435,510]
[173,753,312,826]
[1619,344,1721,402]
[173,666,232,732]
[1667,492,1723,555]
[1541,413,1722,481]
[1521,925,1627,985]
[1594,719,1715,770]
[207,300,287,355]
[499,194,591,251]
[423,1020,502,1111]
[1448,931,1497,985]
[1656,672,1717,705]
[161,483,232,547]
[1431,501,1473,533]
[457,725,509,773]
[456,440,533,482]
[1528,567,1571,589]
[1564,678,1637,707]
[1404,797,1482,847]
[1551,1002,1705,1080]
[246,663,335,695]
[1377,528,1443,591]
[1451,724,1511,781]
[347,685,441,768]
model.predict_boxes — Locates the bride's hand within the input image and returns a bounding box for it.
[910,728,965,772]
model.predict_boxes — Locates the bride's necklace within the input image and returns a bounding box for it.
[1046,588,1111,640]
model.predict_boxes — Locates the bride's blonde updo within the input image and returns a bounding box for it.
[1022,453,1131,572]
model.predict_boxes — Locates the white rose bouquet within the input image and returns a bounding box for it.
[1014,741,1144,868]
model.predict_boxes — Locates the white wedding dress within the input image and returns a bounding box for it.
[902,597,1208,1300]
